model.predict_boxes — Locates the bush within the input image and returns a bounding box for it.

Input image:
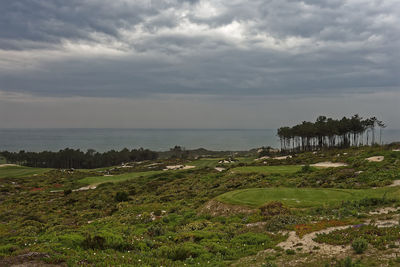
[115,191,129,202]
[334,256,364,267]
[168,243,206,261]
[300,165,313,173]
[147,223,165,237]
[265,215,306,231]
[82,234,106,250]
[154,209,162,216]
[63,189,72,195]
[259,201,289,217]
[285,249,295,255]
[352,237,368,254]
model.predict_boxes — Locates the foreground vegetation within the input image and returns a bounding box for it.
[1,144,400,266]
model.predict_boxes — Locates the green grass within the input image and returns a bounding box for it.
[0,165,51,178]
[231,165,302,174]
[217,187,400,208]
[79,170,163,185]
[189,158,223,168]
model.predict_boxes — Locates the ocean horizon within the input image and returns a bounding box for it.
[1,128,399,152]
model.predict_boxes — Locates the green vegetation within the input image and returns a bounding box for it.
[1,145,400,266]
[231,165,302,174]
[352,237,368,254]
[217,187,400,208]
[189,158,222,168]
[1,148,158,169]
[0,165,50,179]
[78,170,163,186]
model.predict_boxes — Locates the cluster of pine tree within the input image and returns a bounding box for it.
[1,148,158,169]
[277,115,385,152]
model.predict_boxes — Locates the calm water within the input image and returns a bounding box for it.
[0,128,399,152]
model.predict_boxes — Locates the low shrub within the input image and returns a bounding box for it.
[115,191,129,202]
[81,234,106,250]
[63,189,72,195]
[352,237,368,254]
[259,201,290,217]
[265,215,307,231]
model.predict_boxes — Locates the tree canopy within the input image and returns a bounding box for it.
[1,148,158,169]
[277,115,385,152]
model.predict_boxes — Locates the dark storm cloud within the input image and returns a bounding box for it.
[0,0,399,98]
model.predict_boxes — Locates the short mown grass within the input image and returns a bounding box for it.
[189,158,223,168]
[0,165,51,179]
[78,170,163,185]
[217,187,400,208]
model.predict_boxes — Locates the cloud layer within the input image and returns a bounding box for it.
[1,0,399,98]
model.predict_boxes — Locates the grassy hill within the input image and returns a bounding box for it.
[1,145,400,266]
[0,165,51,178]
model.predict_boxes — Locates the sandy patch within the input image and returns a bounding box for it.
[278,225,351,255]
[254,156,270,161]
[0,164,19,168]
[73,185,97,192]
[182,165,195,170]
[278,216,399,256]
[388,180,400,187]
[366,156,384,162]
[163,165,195,171]
[273,155,292,160]
[311,162,348,168]
[369,206,400,215]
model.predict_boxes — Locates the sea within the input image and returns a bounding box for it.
[0,128,399,152]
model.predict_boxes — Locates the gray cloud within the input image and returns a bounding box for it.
[0,0,399,100]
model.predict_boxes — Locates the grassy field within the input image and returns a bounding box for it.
[189,158,222,168]
[0,165,51,178]
[78,170,163,185]
[231,165,302,174]
[217,187,400,208]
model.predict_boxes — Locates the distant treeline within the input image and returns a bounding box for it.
[277,115,386,152]
[1,148,158,169]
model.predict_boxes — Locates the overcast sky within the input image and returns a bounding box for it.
[0,0,399,128]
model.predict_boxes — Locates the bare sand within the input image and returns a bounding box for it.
[388,180,400,187]
[311,162,348,168]
[366,156,384,162]
[0,164,19,168]
[273,155,292,160]
[73,185,97,192]
[163,165,195,171]
[254,156,270,161]
[278,225,350,255]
